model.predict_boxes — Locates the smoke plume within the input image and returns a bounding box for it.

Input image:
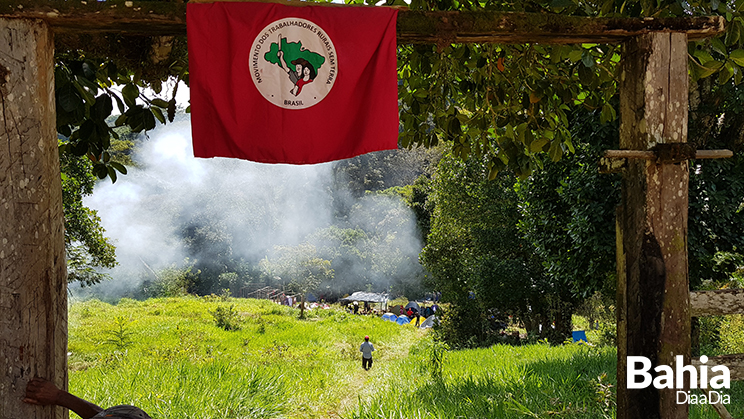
[75,116,426,300]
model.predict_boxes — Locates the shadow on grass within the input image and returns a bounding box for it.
[349,345,617,419]
[349,344,744,419]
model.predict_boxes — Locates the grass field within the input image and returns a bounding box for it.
[67,296,743,418]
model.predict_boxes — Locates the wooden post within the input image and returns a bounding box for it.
[0,18,67,419]
[616,32,691,419]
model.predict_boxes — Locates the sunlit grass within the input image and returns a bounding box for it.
[69,296,421,419]
[68,296,744,419]
[348,340,744,419]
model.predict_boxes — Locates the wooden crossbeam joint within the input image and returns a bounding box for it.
[599,147,734,173]
[654,143,697,163]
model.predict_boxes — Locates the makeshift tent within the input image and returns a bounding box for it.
[381,312,397,322]
[404,301,420,311]
[419,315,437,329]
[396,316,411,325]
[389,305,404,315]
[339,292,388,304]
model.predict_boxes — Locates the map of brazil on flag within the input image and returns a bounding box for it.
[187,2,400,164]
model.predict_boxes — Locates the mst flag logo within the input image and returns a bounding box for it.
[187,2,399,164]
[251,18,338,109]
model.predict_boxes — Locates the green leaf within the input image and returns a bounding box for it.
[58,83,83,113]
[107,166,117,183]
[151,98,170,108]
[167,99,177,122]
[488,164,500,180]
[568,49,583,63]
[58,124,72,138]
[77,120,95,141]
[111,93,125,114]
[548,139,563,162]
[110,161,128,175]
[711,37,727,56]
[125,105,145,132]
[77,75,100,93]
[725,21,740,46]
[448,117,462,136]
[564,136,575,153]
[719,62,735,84]
[152,107,166,124]
[581,51,595,68]
[73,82,95,105]
[730,49,744,66]
[693,49,715,64]
[122,83,139,108]
[91,94,113,121]
[578,65,594,85]
[690,59,722,80]
[143,109,157,131]
[600,103,616,124]
[114,114,127,127]
[72,141,88,156]
[551,45,565,63]
[529,137,549,153]
[703,59,725,73]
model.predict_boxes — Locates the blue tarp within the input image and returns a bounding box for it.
[396,316,411,325]
[382,313,397,322]
[572,330,588,344]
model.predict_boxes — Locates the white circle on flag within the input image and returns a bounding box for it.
[249,17,338,110]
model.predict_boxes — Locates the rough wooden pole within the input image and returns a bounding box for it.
[616,32,690,419]
[0,18,67,419]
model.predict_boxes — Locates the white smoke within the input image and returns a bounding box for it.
[75,116,426,299]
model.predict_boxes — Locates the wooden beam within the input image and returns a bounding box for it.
[396,11,724,44]
[0,17,67,419]
[600,148,733,173]
[699,388,733,419]
[616,32,691,419]
[691,289,744,317]
[603,149,734,160]
[693,354,744,382]
[0,0,725,43]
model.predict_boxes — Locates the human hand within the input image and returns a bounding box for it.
[23,377,62,406]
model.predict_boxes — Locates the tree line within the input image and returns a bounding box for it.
[410,98,744,347]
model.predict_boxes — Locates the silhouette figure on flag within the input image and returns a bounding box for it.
[267,35,324,97]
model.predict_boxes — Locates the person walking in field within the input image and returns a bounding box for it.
[360,335,375,371]
[24,377,152,419]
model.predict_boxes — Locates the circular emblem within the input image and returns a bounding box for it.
[249,17,338,110]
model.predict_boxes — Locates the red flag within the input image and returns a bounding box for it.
[187,2,399,164]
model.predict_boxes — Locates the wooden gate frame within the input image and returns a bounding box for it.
[0,1,735,418]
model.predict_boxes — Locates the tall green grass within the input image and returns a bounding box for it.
[68,297,744,419]
[347,339,618,419]
[69,296,420,419]
[347,336,744,419]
